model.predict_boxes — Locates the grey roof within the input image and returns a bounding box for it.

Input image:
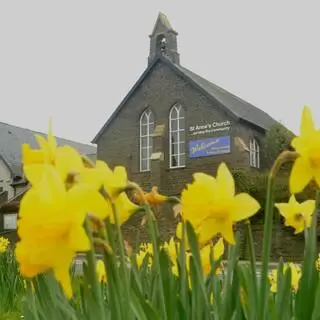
[92,55,278,143]
[0,122,96,177]
[174,64,278,130]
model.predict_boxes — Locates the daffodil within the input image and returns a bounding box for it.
[22,118,57,165]
[268,263,301,293]
[110,192,140,225]
[134,186,168,206]
[275,195,315,234]
[15,165,109,298]
[96,260,107,284]
[94,161,139,224]
[96,161,128,199]
[178,163,260,245]
[136,249,152,269]
[0,237,9,253]
[171,251,192,289]
[23,122,102,189]
[200,238,224,276]
[162,237,179,264]
[290,106,320,193]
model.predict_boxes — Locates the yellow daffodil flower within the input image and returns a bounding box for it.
[275,195,315,234]
[136,249,152,269]
[134,186,168,206]
[22,118,57,165]
[109,192,140,225]
[24,145,103,190]
[171,251,192,289]
[96,161,128,199]
[23,122,102,189]
[162,237,179,264]
[290,106,320,193]
[15,165,109,299]
[96,260,107,284]
[268,263,301,293]
[178,162,260,245]
[94,161,139,224]
[0,237,9,253]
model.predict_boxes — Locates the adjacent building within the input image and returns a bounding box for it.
[0,121,96,242]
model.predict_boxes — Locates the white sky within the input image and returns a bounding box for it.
[0,1,319,144]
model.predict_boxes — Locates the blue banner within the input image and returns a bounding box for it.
[189,136,231,158]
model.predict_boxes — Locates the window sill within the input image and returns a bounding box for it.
[168,165,186,170]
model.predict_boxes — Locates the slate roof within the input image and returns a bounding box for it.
[174,64,278,130]
[0,122,96,177]
[92,55,278,143]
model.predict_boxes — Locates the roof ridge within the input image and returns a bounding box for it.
[0,121,96,148]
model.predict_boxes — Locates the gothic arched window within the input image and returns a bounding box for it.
[249,137,260,168]
[140,110,154,171]
[169,104,186,168]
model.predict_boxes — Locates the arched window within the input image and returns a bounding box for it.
[140,110,154,172]
[156,34,167,55]
[249,137,260,168]
[169,104,186,168]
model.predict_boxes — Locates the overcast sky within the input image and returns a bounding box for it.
[0,1,319,145]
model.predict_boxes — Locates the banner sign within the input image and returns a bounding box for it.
[189,120,231,136]
[189,136,231,158]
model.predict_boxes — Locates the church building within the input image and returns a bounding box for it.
[92,13,280,250]
[92,13,277,197]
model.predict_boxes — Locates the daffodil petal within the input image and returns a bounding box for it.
[67,184,111,220]
[300,105,315,136]
[113,193,139,224]
[299,199,316,218]
[35,134,49,152]
[275,203,292,220]
[219,220,235,245]
[80,168,103,190]
[23,164,61,190]
[22,144,46,165]
[96,160,112,180]
[53,263,73,299]
[55,146,84,181]
[176,222,183,239]
[114,166,127,182]
[193,173,216,185]
[289,157,313,193]
[288,194,297,205]
[68,226,90,252]
[213,238,225,261]
[216,162,235,198]
[196,220,220,246]
[231,193,260,222]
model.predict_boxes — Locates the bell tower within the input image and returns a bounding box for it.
[148,12,180,65]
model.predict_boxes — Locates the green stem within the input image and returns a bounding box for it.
[245,220,258,308]
[179,222,188,314]
[143,203,168,320]
[258,174,274,319]
[259,151,297,319]
[110,202,132,318]
[84,217,105,319]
